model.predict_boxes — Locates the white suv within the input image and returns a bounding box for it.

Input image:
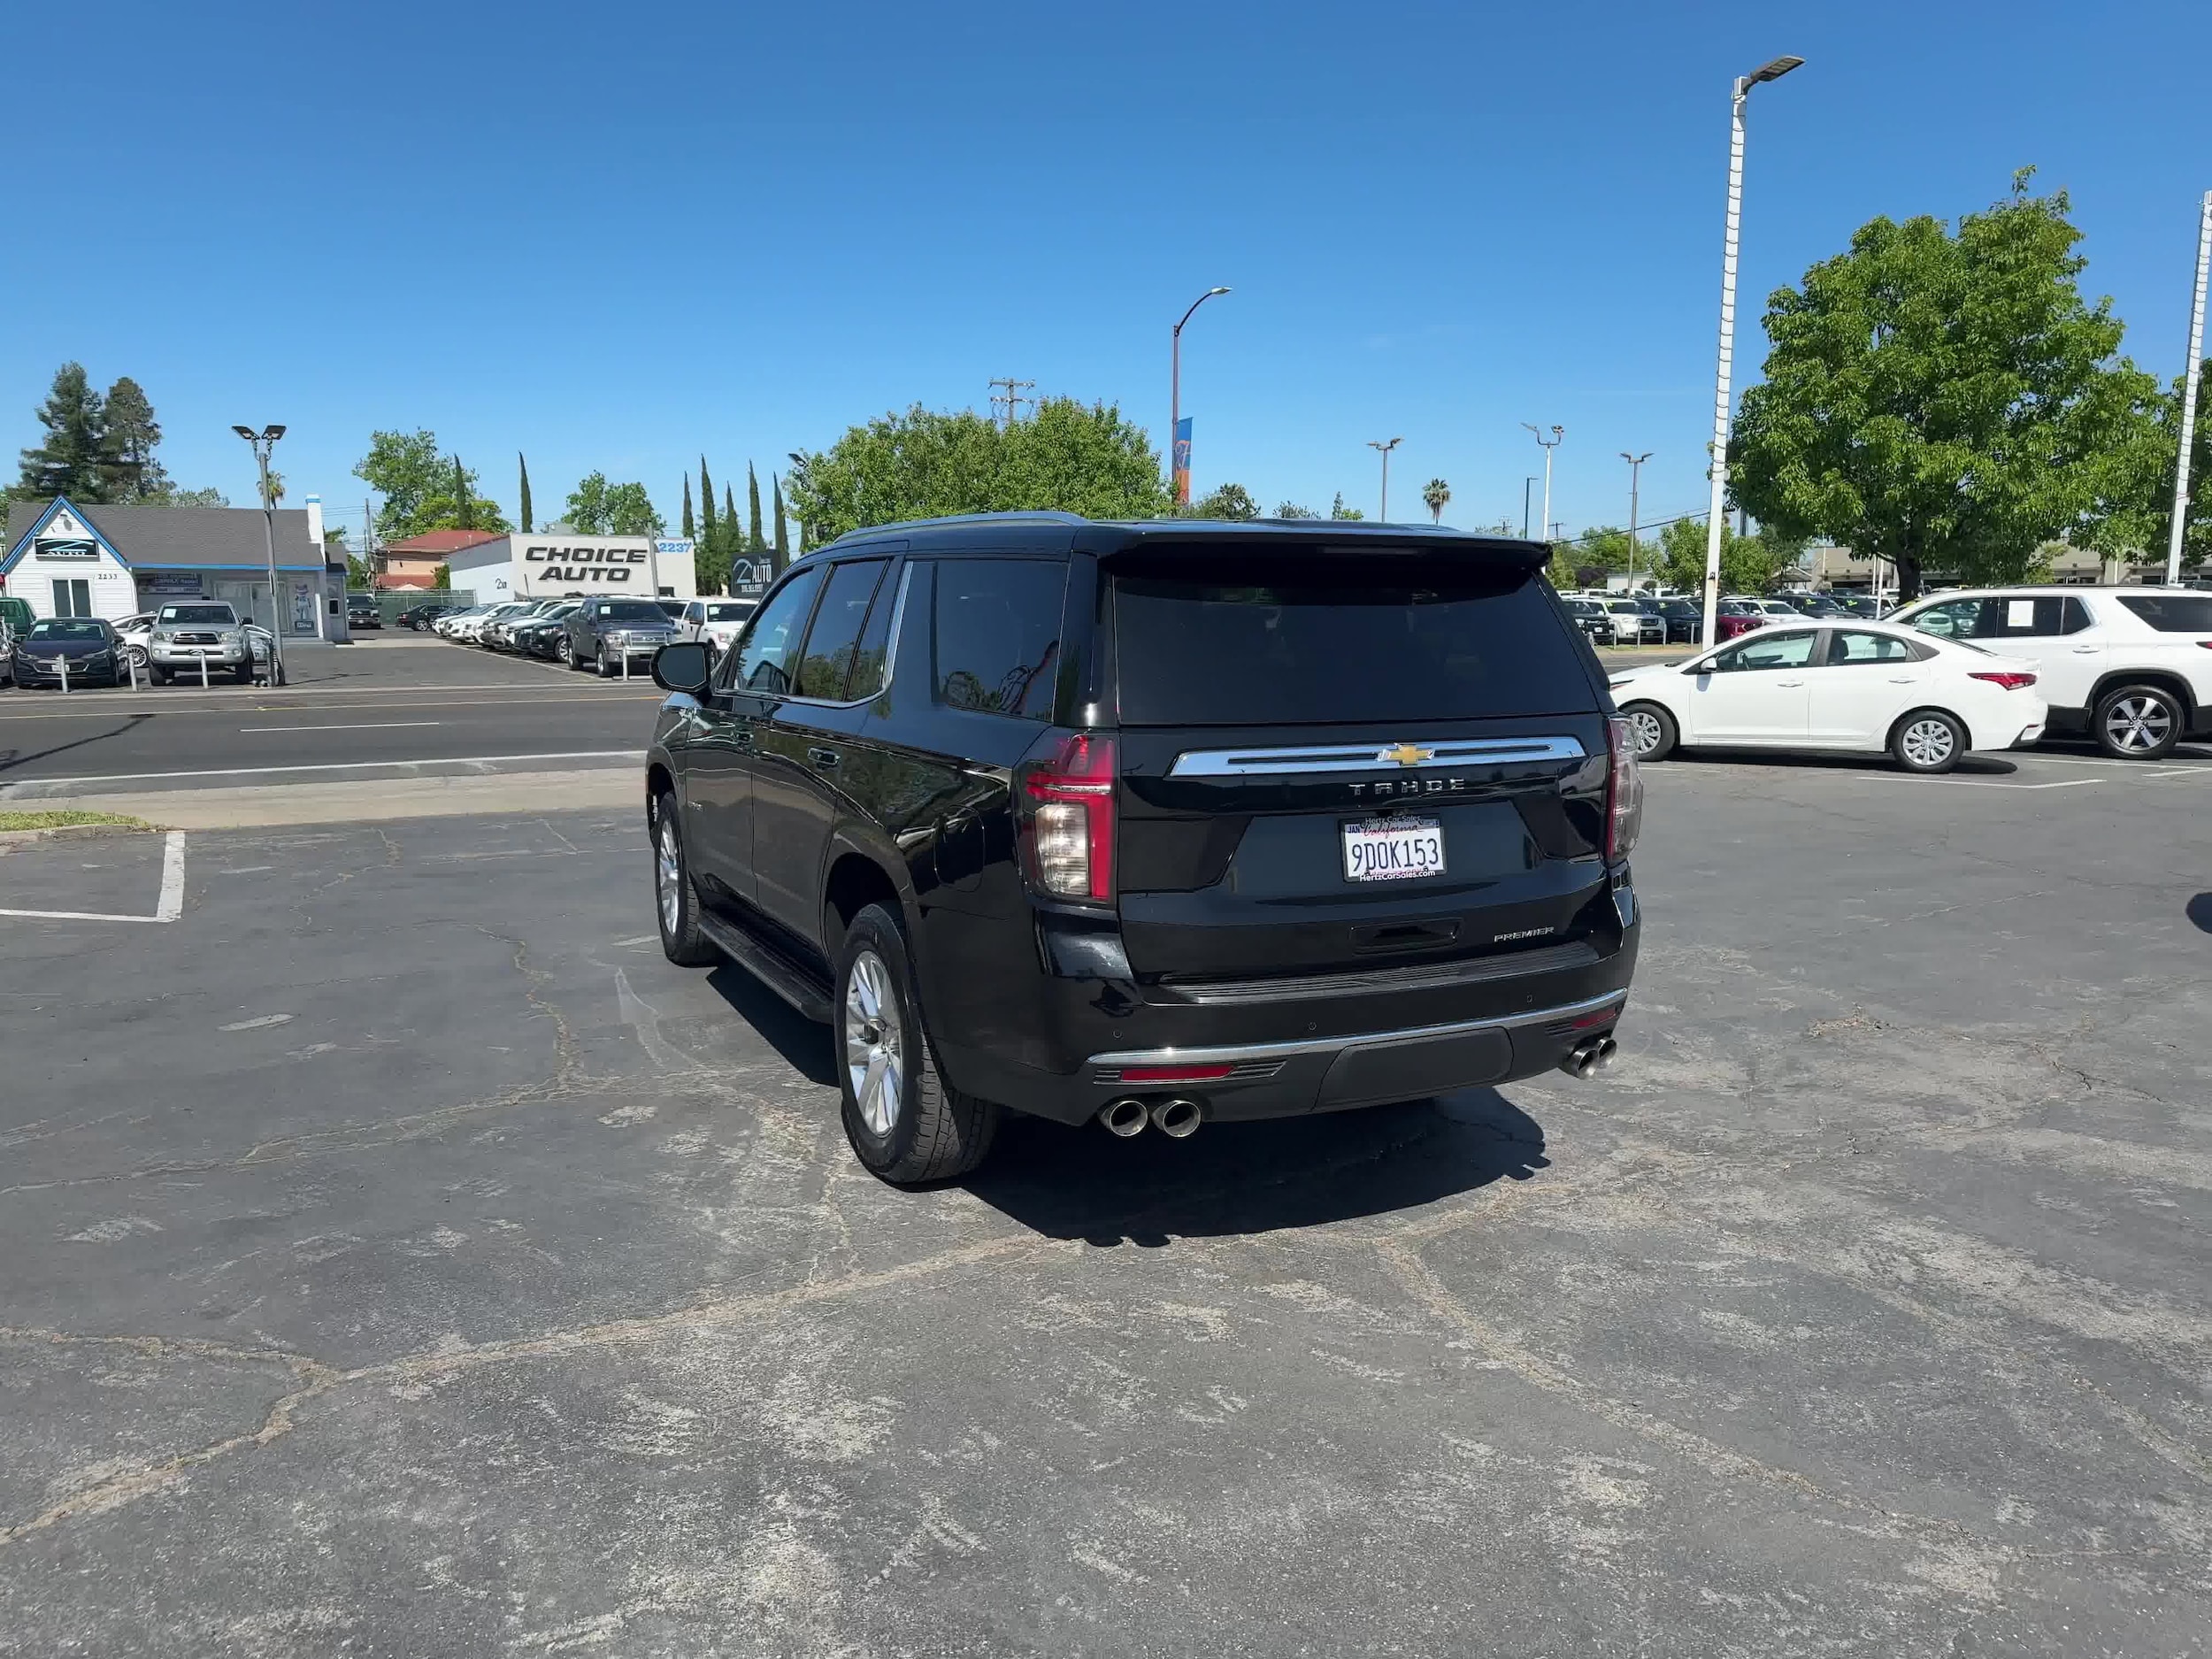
[675,597,757,656]
[1887,587,2212,758]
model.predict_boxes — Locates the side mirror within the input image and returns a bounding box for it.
[1686,658,1717,674]
[652,641,713,697]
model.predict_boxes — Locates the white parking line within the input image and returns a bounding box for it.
[237,721,442,733]
[1857,774,2103,791]
[0,831,187,924]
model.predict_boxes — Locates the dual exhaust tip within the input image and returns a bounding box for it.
[1098,1097,1202,1140]
[1559,1034,1618,1079]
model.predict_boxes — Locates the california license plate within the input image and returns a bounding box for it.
[1342,816,1445,882]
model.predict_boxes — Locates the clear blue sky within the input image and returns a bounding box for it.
[11,0,2207,544]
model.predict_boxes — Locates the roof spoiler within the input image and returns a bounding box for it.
[1092,524,1549,572]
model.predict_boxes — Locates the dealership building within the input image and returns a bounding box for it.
[440,534,698,605]
[2,495,348,638]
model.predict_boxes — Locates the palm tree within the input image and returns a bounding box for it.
[1422,477,1451,524]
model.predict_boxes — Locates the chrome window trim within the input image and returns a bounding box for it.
[1086,988,1626,1071]
[1166,735,1586,778]
[768,561,913,710]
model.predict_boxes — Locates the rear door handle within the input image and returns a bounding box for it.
[2071,646,2101,654]
[1778,679,1805,687]
[1887,675,1917,683]
[808,746,841,771]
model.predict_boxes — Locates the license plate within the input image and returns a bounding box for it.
[1341,816,1445,882]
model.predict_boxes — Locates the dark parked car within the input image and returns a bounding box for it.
[346,595,383,629]
[1651,597,1703,643]
[397,601,463,630]
[563,597,680,675]
[641,513,1643,1184]
[10,617,122,688]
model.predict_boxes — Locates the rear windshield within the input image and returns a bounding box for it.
[2116,595,2212,633]
[1112,565,1590,726]
[158,604,235,624]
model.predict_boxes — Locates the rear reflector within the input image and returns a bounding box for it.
[1969,671,2038,689]
[1118,1063,1237,1083]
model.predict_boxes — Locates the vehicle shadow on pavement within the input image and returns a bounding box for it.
[0,711,157,776]
[1674,749,2018,777]
[964,1090,1550,1246]
[2189,893,2212,933]
[703,964,840,1086]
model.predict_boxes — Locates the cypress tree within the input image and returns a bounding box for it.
[518,452,534,532]
[680,474,695,539]
[747,462,764,554]
[772,474,789,575]
[700,457,716,536]
[453,455,471,529]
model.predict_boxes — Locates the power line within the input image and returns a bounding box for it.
[987,378,1036,428]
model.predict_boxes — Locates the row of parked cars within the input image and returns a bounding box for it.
[1607,584,2212,768]
[4,602,273,688]
[413,595,761,675]
[1562,589,1895,647]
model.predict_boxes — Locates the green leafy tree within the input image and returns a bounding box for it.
[1654,517,1788,594]
[16,363,109,502]
[173,486,227,508]
[518,453,534,533]
[772,474,789,573]
[565,472,664,536]
[747,462,765,553]
[432,563,451,589]
[354,430,511,539]
[1731,172,2166,599]
[1328,491,1364,521]
[1274,501,1318,518]
[680,473,695,539]
[1190,481,1260,519]
[2093,361,2212,570]
[102,377,169,502]
[786,397,1171,542]
[1422,477,1451,524]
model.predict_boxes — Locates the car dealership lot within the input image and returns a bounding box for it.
[1,757,2207,1655]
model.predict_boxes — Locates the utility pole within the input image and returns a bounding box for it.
[1700,54,1805,648]
[1621,451,1653,585]
[2168,189,2212,586]
[1522,424,1563,543]
[987,377,1035,429]
[1367,437,1402,522]
[364,497,376,585]
[1523,476,1538,539]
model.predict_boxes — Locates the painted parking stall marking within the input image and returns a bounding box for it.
[0,831,186,924]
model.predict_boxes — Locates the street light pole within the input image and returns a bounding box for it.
[1367,437,1402,522]
[1170,286,1232,507]
[232,424,288,687]
[1620,451,1652,586]
[2167,189,2212,586]
[1700,53,1803,649]
[1521,424,1563,545]
[1523,476,1538,539]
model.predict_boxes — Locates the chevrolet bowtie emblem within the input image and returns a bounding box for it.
[1380,743,1434,767]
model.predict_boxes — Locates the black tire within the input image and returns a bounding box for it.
[234,662,255,685]
[596,651,618,679]
[1891,708,1966,774]
[1620,701,1678,763]
[2092,683,2184,761]
[150,666,171,685]
[833,902,1001,1186]
[558,635,580,669]
[650,791,718,966]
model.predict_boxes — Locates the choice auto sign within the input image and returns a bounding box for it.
[523,540,649,586]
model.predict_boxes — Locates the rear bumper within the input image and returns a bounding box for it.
[932,880,1640,1126]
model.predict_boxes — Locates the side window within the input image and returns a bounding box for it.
[1712,630,1817,672]
[932,558,1066,719]
[1826,629,1916,665]
[845,565,906,702]
[726,566,825,695]
[1906,598,1985,640]
[792,560,887,698]
[683,603,703,626]
[1984,596,2076,638]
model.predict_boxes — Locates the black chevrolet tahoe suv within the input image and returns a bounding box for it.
[644,513,1642,1185]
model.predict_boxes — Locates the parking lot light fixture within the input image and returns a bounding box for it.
[1701,54,1804,649]
[1621,451,1652,583]
[1522,424,1563,548]
[1366,437,1402,522]
[233,423,288,687]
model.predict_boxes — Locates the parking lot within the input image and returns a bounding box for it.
[2,741,2207,1655]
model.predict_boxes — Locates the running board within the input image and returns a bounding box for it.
[696,910,834,1024]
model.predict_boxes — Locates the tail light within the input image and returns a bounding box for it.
[1604,715,1643,863]
[1969,671,2038,690]
[1021,733,1117,902]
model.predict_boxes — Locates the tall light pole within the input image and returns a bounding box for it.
[1521,424,1563,544]
[2167,190,2211,586]
[1700,53,1804,648]
[1170,287,1232,507]
[1620,450,1653,585]
[1366,437,1402,522]
[232,424,288,687]
[1523,476,1538,539]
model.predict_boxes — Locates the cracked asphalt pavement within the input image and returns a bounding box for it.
[0,757,2207,1655]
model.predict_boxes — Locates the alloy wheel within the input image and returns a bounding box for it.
[2102,695,2173,754]
[843,949,905,1136]
[1901,717,1955,769]
[1626,708,1666,758]
[657,816,683,933]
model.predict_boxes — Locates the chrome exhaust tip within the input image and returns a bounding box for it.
[1559,1034,1617,1079]
[1150,1098,1202,1140]
[1590,1036,1619,1073]
[1100,1097,1149,1138]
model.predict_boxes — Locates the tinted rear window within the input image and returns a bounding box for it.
[931,558,1064,719]
[1112,565,1589,726]
[2116,595,2212,632]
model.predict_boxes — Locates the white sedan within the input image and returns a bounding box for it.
[1608,620,2047,773]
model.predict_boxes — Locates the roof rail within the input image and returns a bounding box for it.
[818,510,1089,549]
